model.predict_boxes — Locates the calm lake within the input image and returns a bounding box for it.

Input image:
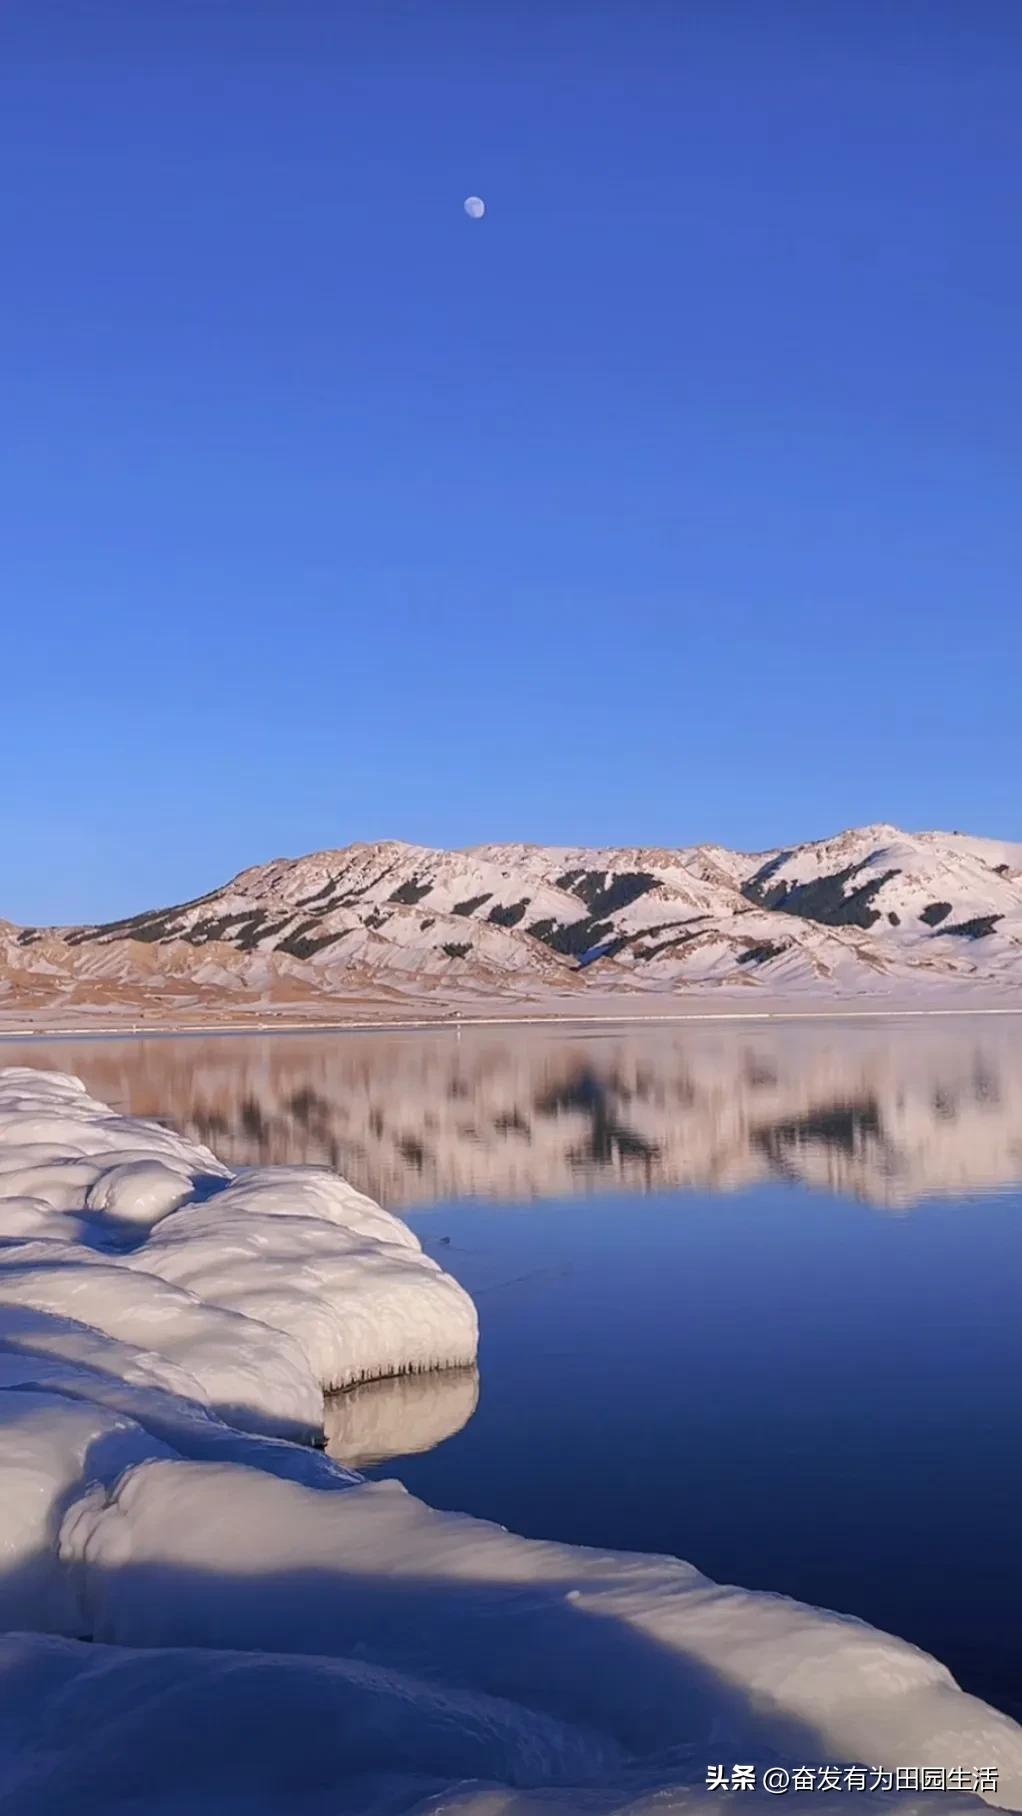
[2,1017,1020,1719]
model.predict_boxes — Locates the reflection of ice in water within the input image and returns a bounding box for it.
[324,1366,480,1468]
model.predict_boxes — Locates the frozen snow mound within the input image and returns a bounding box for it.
[0,1240,323,1440]
[0,1067,1021,1815]
[0,1068,478,1416]
[128,1167,477,1390]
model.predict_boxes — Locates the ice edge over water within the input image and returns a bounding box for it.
[0,1066,1019,1815]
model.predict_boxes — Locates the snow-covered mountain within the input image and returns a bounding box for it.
[2,824,1021,1022]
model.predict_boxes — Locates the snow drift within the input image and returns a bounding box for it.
[0,1066,1020,1815]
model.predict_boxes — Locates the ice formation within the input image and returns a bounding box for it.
[0,1066,1020,1814]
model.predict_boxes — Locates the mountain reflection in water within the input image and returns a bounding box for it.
[1,1017,1020,1208]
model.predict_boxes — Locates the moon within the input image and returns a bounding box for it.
[463,195,486,220]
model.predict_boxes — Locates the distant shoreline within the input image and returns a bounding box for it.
[2,1001,1022,1042]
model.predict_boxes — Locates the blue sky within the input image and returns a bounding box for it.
[2,2,1019,923]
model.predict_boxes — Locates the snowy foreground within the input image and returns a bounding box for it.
[0,1070,1021,1814]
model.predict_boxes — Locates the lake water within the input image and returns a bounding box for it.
[2,1017,1020,1718]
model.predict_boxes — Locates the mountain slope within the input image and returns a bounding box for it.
[2,825,1021,1024]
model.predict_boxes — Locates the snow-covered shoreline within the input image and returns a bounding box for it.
[3,998,1022,1038]
[1,1067,1020,1814]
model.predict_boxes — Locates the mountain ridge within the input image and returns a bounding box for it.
[2,823,1021,1026]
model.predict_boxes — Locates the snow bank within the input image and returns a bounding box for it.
[0,1389,170,1634]
[0,1069,477,1417]
[0,1305,358,1492]
[0,1066,1020,1815]
[129,1173,477,1390]
[0,1242,323,1439]
[51,1461,1022,1801]
[0,1630,621,1816]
